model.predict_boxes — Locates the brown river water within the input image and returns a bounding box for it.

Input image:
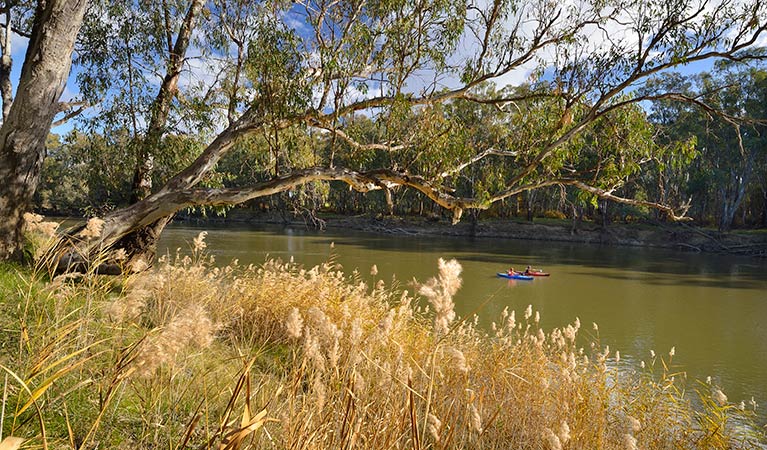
[158,222,767,422]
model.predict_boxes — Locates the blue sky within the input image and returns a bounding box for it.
[0,11,736,139]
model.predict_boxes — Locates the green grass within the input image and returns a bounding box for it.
[0,236,764,449]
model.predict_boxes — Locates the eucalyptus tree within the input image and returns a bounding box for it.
[77,0,207,203]
[702,66,767,230]
[646,65,767,230]
[57,0,767,269]
[0,0,89,261]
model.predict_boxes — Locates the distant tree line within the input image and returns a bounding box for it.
[37,64,767,231]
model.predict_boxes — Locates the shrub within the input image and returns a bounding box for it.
[542,209,567,220]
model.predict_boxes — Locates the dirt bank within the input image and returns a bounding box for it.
[193,211,767,257]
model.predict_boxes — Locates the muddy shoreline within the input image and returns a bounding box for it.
[179,211,767,257]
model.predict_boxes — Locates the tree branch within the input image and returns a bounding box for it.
[568,180,692,221]
[308,120,409,152]
[438,147,519,178]
[52,104,87,127]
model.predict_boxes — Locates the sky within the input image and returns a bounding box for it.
[2,1,757,138]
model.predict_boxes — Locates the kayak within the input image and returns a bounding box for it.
[524,271,550,277]
[497,272,534,281]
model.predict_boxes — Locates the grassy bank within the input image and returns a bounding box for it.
[0,234,764,449]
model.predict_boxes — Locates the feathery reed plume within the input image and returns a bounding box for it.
[418,258,462,335]
[23,213,59,237]
[78,217,105,239]
[134,303,216,377]
[470,404,482,434]
[507,310,516,331]
[130,258,149,273]
[558,420,571,444]
[624,433,638,450]
[104,287,150,323]
[446,347,469,374]
[112,248,127,261]
[285,308,304,339]
[370,264,378,276]
[544,428,562,450]
[427,413,441,442]
[713,388,728,406]
[192,231,208,252]
[22,213,61,261]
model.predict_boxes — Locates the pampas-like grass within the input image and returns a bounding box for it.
[1,232,764,449]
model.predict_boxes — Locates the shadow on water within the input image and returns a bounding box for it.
[172,221,767,289]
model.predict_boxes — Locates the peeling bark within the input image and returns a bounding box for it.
[0,8,13,121]
[0,0,89,261]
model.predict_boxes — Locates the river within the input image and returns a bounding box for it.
[158,222,767,418]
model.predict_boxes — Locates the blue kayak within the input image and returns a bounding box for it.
[497,272,534,281]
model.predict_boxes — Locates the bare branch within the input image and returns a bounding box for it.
[55,100,88,113]
[308,120,409,152]
[52,104,88,127]
[438,147,519,178]
[568,180,692,221]
[10,25,29,38]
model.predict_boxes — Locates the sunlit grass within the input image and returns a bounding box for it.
[0,230,764,448]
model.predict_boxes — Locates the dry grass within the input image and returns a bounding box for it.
[0,230,764,449]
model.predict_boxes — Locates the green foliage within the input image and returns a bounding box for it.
[245,17,311,118]
[27,0,767,229]
[644,65,767,228]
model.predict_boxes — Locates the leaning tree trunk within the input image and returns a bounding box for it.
[101,0,205,268]
[68,121,251,269]
[0,0,89,261]
[114,0,206,269]
[130,0,204,203]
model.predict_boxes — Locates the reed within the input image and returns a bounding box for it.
[0,228,763,449]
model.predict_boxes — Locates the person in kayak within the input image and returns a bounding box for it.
[508,267,515,275]
[524,265,532,274]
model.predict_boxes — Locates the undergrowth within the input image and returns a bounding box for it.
[0,225,764,449]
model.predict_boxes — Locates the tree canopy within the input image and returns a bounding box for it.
[3,0,767,263]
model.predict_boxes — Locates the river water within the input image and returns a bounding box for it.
[158,223,767,417]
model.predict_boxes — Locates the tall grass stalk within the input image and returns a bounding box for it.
[0,227,764,448]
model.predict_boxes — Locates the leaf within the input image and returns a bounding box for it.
[218,408,268,450]
[0,437,24,450]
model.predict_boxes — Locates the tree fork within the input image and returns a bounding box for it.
[130,0,205,203]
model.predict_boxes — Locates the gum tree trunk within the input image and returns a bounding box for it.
[0,0,89,261]
[117,0,205,265]
[0,9,14,121]
[130,0,204,203]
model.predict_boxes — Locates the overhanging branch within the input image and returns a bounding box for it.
[307,120,409,152]
[567,180,692,221]
[438,147,519,179]
[166,168,691,228]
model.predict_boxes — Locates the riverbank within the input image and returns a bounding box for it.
[2,242,764,448]
[182,211,767,257]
